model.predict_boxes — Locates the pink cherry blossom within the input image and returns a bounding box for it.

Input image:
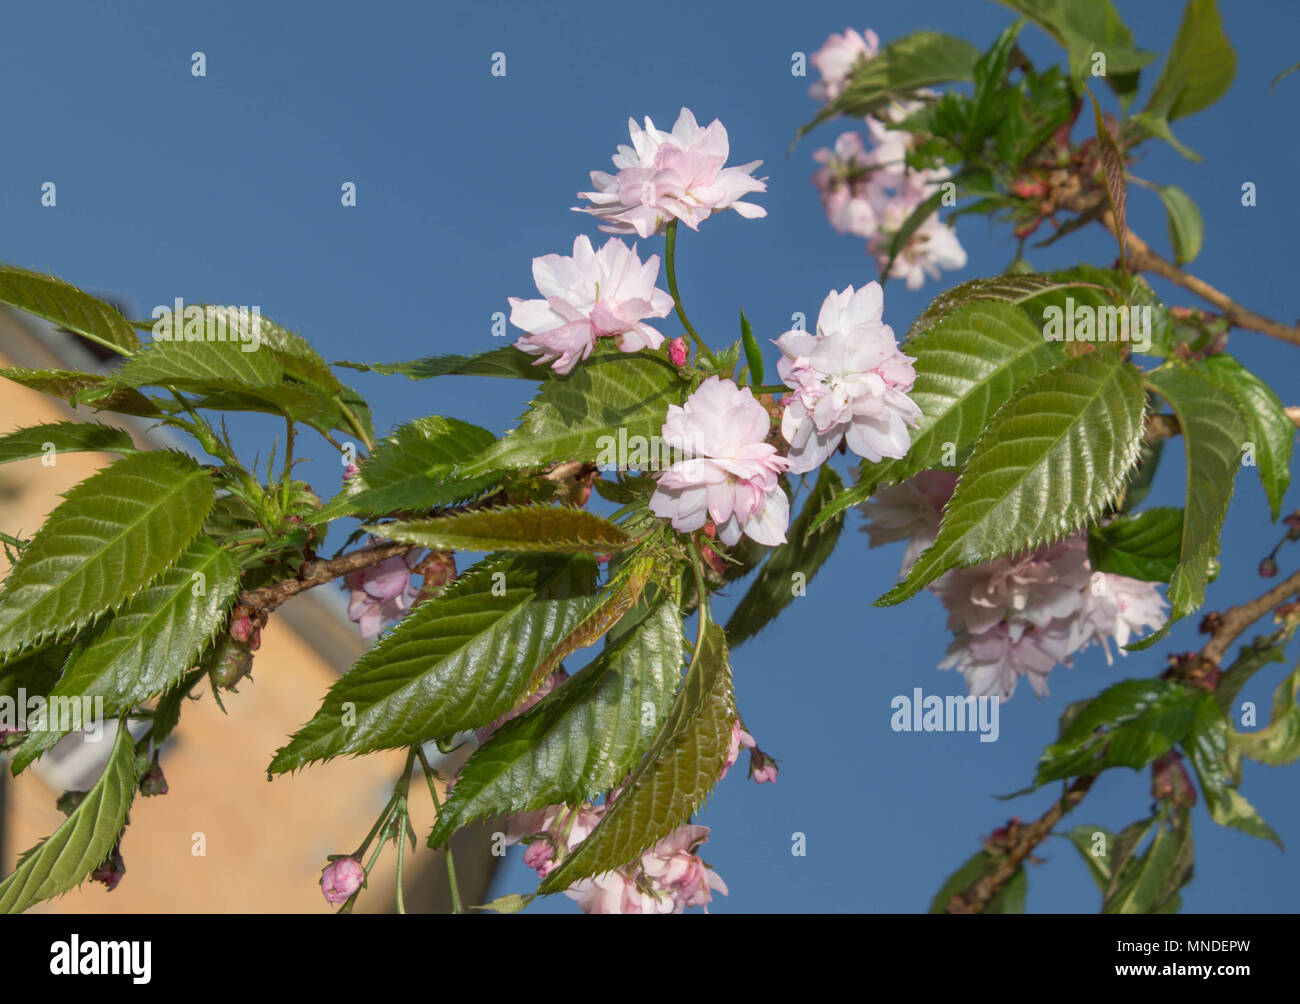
[939,621,1075,701]
[1068,571,1169,662]
[859,470,959,574]
[649,376,790,546]
[507,801,604,879]
[809,28,880,102]
[720,718,757,780]
[320,857,365,905]
[931,537,1092,639]
[776,283,922,472]
[575,108,767,238]
[564,824,728,914]
[668,336,688,367]
[508,235,674,375]
[343,546,423,640]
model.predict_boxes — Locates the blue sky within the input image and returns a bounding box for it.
[3,0,1298,912]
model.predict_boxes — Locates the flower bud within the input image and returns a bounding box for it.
[320,856,365,905]
[206,631,255,690]
[56,790,88,816]
[91,847,126,891]
[140,763,169,797]
[1284,513,1300,541]
[668,337,688,367]
[1259,556,1279,578]
[1151,752,1197,808]
[749,747,779,784]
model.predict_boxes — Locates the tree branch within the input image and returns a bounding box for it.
[946,566,1300,913]
[1063,192,1300,348]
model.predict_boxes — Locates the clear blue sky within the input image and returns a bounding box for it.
[3,0,1297,912]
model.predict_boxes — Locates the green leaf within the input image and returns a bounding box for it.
[1183,694,1282,845]
[0,368,160,417]
[1088,90,1129,268]
[1216,629,1290,713]
[0,643,72,704]
[1152,184,1204,265]
[268,553,601,772]
[1036,678,1201,784]
[1065,824,1117,892]
[116,332,283,392]
[1143,0,1235,121]
[728,467,845,647]
[0,265,140,356]
[337,346,548,380]
[314,416,499,521]
[539,621,734,893]
[739,310,764,387]
[881,350,1146,605]
[1103,810,1194,914]
[1137,365,1245,634]
[1129,112,1202,161]
[813,299,1066,531]
[997,0,1156,84]
[1235,663,1300,767]
[0,451,214,658]
[905,273,1097,341]
[459,354,682,476]
[794,31,980,142]
[927,849,1026,913]
[11,537,240,770]
[1088,507,1183,582]
[1200,354,1294,520]
[0,422,137,466]
[0,720,138,913]
[428,594,684,847]
[372,506,634,555]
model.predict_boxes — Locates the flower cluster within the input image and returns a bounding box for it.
[343,542,424,641]
[649,376,791,546]
[507,804,728,914]
[808,31,967,290]
[862,473,1169,701]
[776,282,922,472]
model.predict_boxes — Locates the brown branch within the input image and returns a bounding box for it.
[1062,193,1300,348]
[944,775,1096,914]
[1202,567,1300,666]
[238,539,417,612]
[947,566,1300,913]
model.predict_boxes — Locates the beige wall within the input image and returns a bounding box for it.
[0,315,494,912]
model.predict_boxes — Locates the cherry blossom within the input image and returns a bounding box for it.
[508,235,674,375]
[649,376,790,546]
[574,108,767,238]
[343,547,423,641]
[320,857,365,905]
[776,283,922,472]
[808,28,880,102]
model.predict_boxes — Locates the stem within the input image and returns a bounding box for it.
[663,220,718,366]
[752,384,790,397]
[687,538,712,664]
[417,748,464,915]
[281,416,295,513]
[333,394,375,453]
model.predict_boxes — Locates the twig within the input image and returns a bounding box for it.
[944,775,1096,914]
[1202,567,1300,666]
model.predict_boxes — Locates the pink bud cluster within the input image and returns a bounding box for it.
[861,473,1169,701]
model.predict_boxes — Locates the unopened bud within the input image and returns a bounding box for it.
[321,856,365,905]
[668,337,688,367]
[1151,752,1197,808]
[1259,556,1279,578]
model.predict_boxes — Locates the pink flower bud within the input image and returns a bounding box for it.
[140,763,169,797]
[321,857,365,905]
[1260,556,1279,578]
[668,337,688,367]
[1151,752,1197,807]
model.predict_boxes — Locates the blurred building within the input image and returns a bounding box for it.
[0,304,497,912]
